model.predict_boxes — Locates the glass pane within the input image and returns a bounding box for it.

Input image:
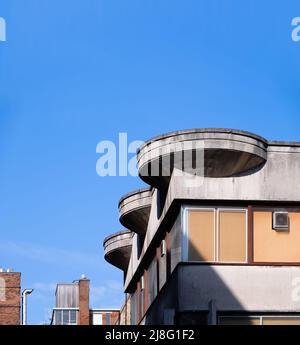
[70,310,77,324]
[105,313,111,325]
[158,245,167,290]
[62,310,69,325]
[170,215,181,272]
[219,210,246,262]
[130,291,138,325]
[147,259,157,306]
[188,210,214,261]
[55,310,62,325]
[92,313,103,325]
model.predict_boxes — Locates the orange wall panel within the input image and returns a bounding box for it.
[253,211,300,262]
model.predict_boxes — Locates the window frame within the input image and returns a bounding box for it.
[183,205,248,264]
[53,308,78,325]
[218,314,300,325]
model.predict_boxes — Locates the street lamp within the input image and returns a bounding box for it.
[22,289,33,325]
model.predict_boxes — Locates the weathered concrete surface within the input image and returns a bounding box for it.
[178,265,300,312]
[105,129,300,297]
[138,129,268,189]
[103,230,133,271]
[119,188,152,235]
[124,142,300,290]
[171,147,300,202]
[142,264,300,324]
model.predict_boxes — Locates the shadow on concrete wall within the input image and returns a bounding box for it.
[143,239,254,325]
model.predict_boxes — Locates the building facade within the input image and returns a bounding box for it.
[0,270,21,325]
[103,128,300,325]
[51,276,120,325]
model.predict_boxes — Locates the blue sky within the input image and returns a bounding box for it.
[0,0,300,324]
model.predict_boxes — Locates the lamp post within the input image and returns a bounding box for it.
[22,289,33,325]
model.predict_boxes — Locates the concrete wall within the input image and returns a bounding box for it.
[171,148,300,203]
[143,264,300,324]
[177,265,300,312]
[125,145,300,290]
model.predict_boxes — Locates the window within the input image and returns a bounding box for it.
[158,239,167,290]
[92,313,103,325]
[130,290,138,325]
[53,309,78,325]
[187,208,247,263]
[161,240,166,257]
[62,310,69,325]
[55,310,61,325]
[147,259,157,306]
[70,310,77,324]
[188,210,214,261]
[140,276,145,318]
[105,313,111,325]
[218,210,247,262]
[170,214,182,272]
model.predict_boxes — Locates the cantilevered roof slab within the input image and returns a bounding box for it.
[119,188,152,235]
[137,128,268,189]
[103,230,132,271]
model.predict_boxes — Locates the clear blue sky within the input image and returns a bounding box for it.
[0,1,300,324]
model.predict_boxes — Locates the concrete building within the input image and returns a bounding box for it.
[50,276,119,325]
[103,128,300,325]
[0,270,21,325]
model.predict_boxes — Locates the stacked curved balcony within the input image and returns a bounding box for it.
[119,188,152,235]
[103,230,133,271]
[104,129,269,272]
[137,128,268,189]
[103,189,152,271]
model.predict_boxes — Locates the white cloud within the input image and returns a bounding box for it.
[0,240,100,267]
[32,282,57,292]
[90,280,124,308]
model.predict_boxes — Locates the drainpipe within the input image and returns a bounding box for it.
[22,289,33,325]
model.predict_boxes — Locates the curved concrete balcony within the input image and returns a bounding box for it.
[103,230,132,271]
[119,188,152,235]
[137,128,268,189]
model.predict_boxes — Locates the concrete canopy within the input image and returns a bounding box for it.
[103,230,132,271]
[137,128,268,189]
[119,188,152,235]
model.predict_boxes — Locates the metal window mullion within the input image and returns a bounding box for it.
[182,206,188,262]
[215,208,220,262]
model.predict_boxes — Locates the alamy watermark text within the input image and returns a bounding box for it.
[0,17,6,42]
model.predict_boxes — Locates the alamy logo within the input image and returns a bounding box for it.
[291,17,300,42]
[0,17,6,42]
[95,132,205,187]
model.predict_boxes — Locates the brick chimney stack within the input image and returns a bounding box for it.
[78,275,90,325]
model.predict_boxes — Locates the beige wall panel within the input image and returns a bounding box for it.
[263,317,300,325]
[253,211,300,262]
[188,210,214,261]
[219,211,246,262]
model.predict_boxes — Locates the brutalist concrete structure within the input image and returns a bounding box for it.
[103,128,300,325]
